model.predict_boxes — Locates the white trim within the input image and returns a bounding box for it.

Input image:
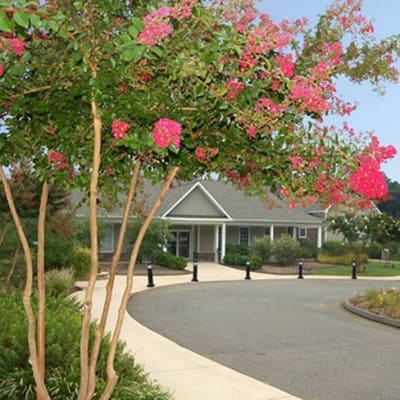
[161,182,232,219]
[221,223,226,261]
[298,227,307,239]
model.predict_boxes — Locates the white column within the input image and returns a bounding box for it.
[190,225,195,258]
[293,227,297,239]
[270,224,274,242]
[214,225,219,262]
[221,223,226,263]
[317,226,323,248]
[197,225,201,253]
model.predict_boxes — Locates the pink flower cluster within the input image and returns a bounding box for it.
[225,79,245,100]
[349,157,387,199]
[275,54,295,78]
[9,38,25,56]
[111,120,130,140]
[289,77,333,114]
[0,64,4,77]
[195,146,218,162]
[255,98,284,117]
[137,1,197,46]
[153,118,182,149]
[48,150,69,170]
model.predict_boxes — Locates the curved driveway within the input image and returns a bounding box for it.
[128,279,400,400]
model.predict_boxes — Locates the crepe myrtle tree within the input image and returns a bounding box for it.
[0,0,399,399]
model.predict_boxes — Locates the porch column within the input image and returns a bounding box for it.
[214,225,219,262]
[221,223,226,263]
[317,226,323,248]
[270,224,274,242]
[293,227,297,239]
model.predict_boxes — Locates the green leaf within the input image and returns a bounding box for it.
[151,46,163,58]
[128,24,139,38]
[29,14,41,29]
[13,12,29,29]
[0,12,14,32]
[49,20,59,32]
[122,46,144,61]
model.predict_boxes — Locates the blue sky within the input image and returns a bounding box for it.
[258,0,400,182]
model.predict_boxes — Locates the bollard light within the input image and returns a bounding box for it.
[298,261,304,279]
[245,260,251,280]
[351,261,357,280]
[147,261,155,287]
[192,251,199,282]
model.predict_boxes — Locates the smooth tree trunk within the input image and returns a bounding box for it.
[77,99,103,400]
[0,167,50,400]
[86,161,141,399]
[37,181,49,380]
[100,166,180,400]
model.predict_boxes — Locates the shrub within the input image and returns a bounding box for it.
[153,252,187,270]
[223,253,263,270]
[321,241,351,256]
[66,247,92,279]
[299,241,318,259]
[250,237,271,262]
[225,243,250,256]
[271,235,301,265]
[45,268,75,298]
[0,290,172,400]
[317,252,369,265]
[363,242,382,259]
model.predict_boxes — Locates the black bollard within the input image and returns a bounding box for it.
[298,261,304,279]
[351,261,357,280]
[245,260,251,280]
[192,252,199,282]
[147,261,155,287]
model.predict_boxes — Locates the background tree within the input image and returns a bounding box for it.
[0,1,399,399]
[378,177,400,217]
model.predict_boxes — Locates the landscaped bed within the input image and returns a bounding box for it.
[349,287,400,321]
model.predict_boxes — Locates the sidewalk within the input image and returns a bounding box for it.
[75,263,302,400]
[74,263,400,400]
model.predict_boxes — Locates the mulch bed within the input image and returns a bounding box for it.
[250,261,339,275]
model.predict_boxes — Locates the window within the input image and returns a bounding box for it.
[239,227,250,246]
[264,226,270,237]
[299,228,307,239]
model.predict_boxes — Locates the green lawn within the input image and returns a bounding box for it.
[311,261,400,277]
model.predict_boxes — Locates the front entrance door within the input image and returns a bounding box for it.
[170,231,190,258]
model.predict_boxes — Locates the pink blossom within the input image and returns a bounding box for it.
[111,120,130,140]
[0,64,4,77]
[137,20,173,46]
[153,118,182,149]
[48,150,69,170]
[195,146,206,161]
[275,54,295,78]
[290,156,303,169]
[349,157,388,199]
[225,79,245,100]
[9,38,25,56]
[247,125,256,138]
[278,187,288,197]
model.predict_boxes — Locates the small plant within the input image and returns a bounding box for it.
[321,241,351,256]
[225,243,250,256]
[271,235,301,265]
[45,268,75,298]
[66,247,92,279]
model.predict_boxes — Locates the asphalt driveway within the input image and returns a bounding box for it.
[128,279,400,400]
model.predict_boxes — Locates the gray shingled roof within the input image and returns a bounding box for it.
[74,179,322,224]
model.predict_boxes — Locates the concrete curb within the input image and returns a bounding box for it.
[343,301,400,329]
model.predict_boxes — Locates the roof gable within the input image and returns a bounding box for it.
[162,182,230,219]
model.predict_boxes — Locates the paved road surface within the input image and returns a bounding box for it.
[128,279,400,400]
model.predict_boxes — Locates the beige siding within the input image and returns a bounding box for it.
[226,226,239,244]
[199,225,214,252]
[250,226,264,244]
[168,188,224,217]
